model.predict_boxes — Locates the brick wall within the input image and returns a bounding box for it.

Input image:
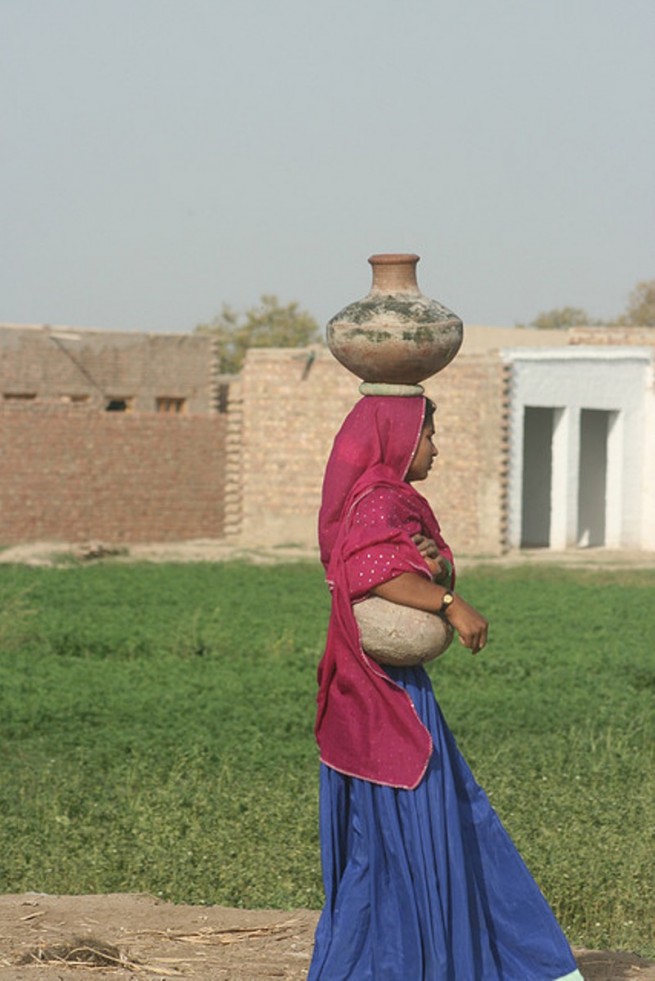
[237,349,360,546]
[0,325,217,413]
[422,355,507,555]
[4,321,651,553]
[237,348,507,556]
[0,404,227,544]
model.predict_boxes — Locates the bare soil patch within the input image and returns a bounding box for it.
[2,539,655,570]
[0,894,315,980]
[0,540,320,568]
[0,894,653,981]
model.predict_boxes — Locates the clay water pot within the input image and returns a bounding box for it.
[353,596,454,665]
[327,254,463,395]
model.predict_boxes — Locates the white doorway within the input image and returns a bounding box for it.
[521,407,555,547]
[577,409,615,547]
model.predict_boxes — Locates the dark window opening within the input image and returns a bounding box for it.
[106,398,132,412]
[216,382,230,414]
[60,394,90,404]
[156,397,186,414]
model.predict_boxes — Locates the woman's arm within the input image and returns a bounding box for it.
[371,573,489,655]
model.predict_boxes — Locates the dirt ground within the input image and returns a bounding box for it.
[2,537,655,570]
[0,893,315,981]
[2,540,654,980]
[0,893,653,981]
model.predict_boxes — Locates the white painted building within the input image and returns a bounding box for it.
[504,346,655,551]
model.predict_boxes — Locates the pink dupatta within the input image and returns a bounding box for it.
[316,397,454,789]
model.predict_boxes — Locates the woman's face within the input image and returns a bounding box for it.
[406,418,438,482]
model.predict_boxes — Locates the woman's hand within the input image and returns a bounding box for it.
[412,533,440,559]
[412,534,450,582]
[444,594,488,655]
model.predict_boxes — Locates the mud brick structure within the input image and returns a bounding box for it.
[231,348,508,556]
[1,321,654,554]
[0,325,227,543]
[0,323,219,412]
[230,328,655,554]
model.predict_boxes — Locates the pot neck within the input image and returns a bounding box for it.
[368,253,420,294]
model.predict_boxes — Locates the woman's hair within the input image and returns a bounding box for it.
[423,398,436,425]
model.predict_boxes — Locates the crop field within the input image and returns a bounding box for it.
[0,560,653,955]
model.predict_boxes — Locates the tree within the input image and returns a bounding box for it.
[518,307,592,330]
[620,279,655,327]
[196,294,322,374]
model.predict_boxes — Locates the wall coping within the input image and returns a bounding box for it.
[0,322,195,341]
[501,345,654,364]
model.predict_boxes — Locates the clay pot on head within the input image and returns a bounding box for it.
[327,254,463,395]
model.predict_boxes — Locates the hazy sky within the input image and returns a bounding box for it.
[1,0,653,334]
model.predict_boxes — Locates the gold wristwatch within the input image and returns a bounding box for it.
[438,591,455,617]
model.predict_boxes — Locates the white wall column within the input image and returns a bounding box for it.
[605,411,623,548]
[550,407,571,549]
[642,371,655,549]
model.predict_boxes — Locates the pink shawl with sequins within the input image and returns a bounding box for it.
[316,396,454,789]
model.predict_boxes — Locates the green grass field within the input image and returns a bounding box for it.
[0,560,653,954]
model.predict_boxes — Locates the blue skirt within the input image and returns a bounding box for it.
[308,666,583,981]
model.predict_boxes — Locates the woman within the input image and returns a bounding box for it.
[308,395,582,981]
